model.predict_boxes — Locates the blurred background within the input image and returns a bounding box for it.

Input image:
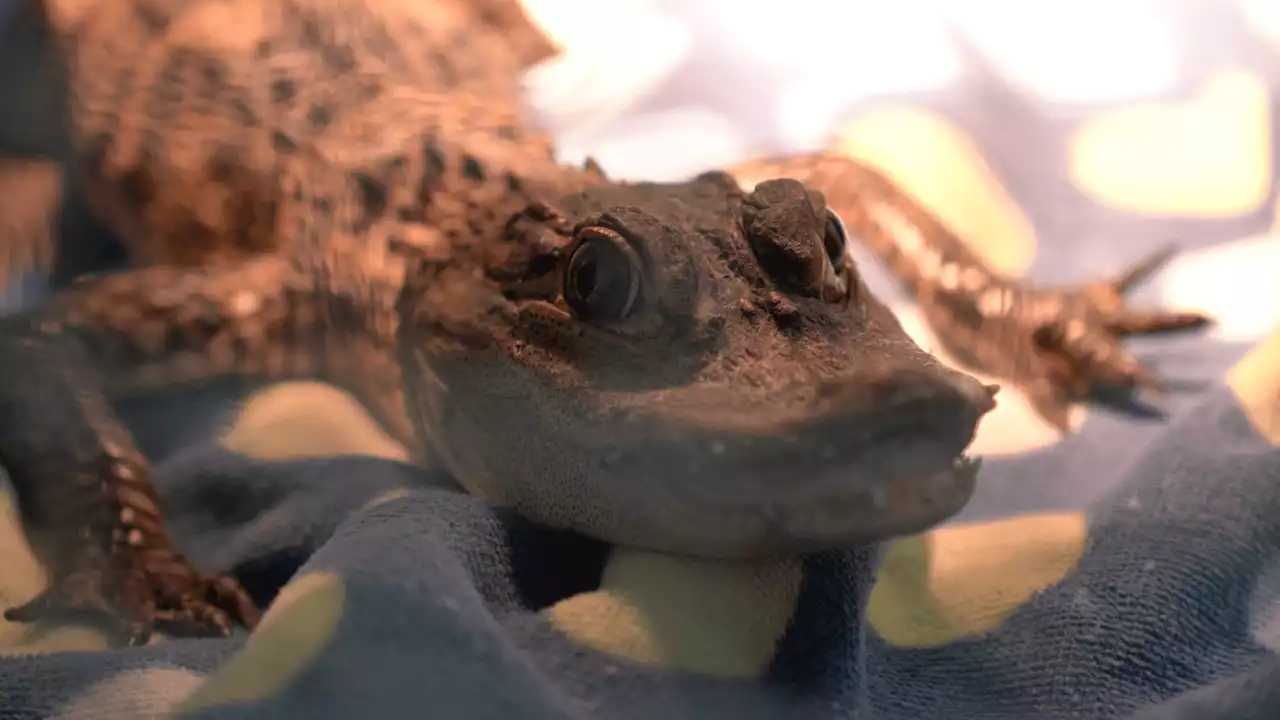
[517,0,1280,349]
[5,0,1277,345]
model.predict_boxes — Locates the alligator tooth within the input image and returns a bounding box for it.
[952,455,983,478]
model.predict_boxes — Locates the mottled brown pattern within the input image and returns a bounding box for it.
[0,0,582,284]
[0,0,602,645]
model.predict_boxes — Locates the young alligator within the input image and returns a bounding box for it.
[0,0,1207,645]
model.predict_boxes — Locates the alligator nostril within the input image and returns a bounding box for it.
[814,364,997,421]
[957,374,998,414]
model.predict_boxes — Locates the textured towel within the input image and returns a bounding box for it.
[2,0,1280,718]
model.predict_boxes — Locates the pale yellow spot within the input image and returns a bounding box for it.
[0,490,117,654]
[894,305,1084,455]
[1070,69,1271,216]
[544,549,801,678]
[220,381,409,462]
[254,570,343,632]
[830,107,1038,276]
[869,511,1087,647]
[1227,325,1280,445]
[0,492,44,636]
[179,572,346,712]
[361,487,412,512]
[0,622,114,656]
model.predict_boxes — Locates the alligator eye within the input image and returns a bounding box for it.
[563,228,643,322]
[823,208,849,273]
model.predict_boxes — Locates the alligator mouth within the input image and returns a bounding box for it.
[754,452,984,549]
[612,421,984,547]
[586,367,997,557]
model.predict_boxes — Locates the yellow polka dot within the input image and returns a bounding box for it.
[864,537,951,645]
[220,381,409,462]
[242,570,349,645]
[0,493,117,654]
[1070,69,1272,216]
[869,512,1087,646]
[1227,325,1280,445]
[0,494,44,646]
[178,571,346,712]
[830,107,1038,276]
[544,549,801,678]
[361,487,413,512]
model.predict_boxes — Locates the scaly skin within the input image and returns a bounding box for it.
[0,0,1206,644]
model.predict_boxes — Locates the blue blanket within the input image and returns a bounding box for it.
[3,0,1280,717]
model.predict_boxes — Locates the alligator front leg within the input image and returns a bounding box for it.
[0,257,408,644]
[0,304,259,645]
